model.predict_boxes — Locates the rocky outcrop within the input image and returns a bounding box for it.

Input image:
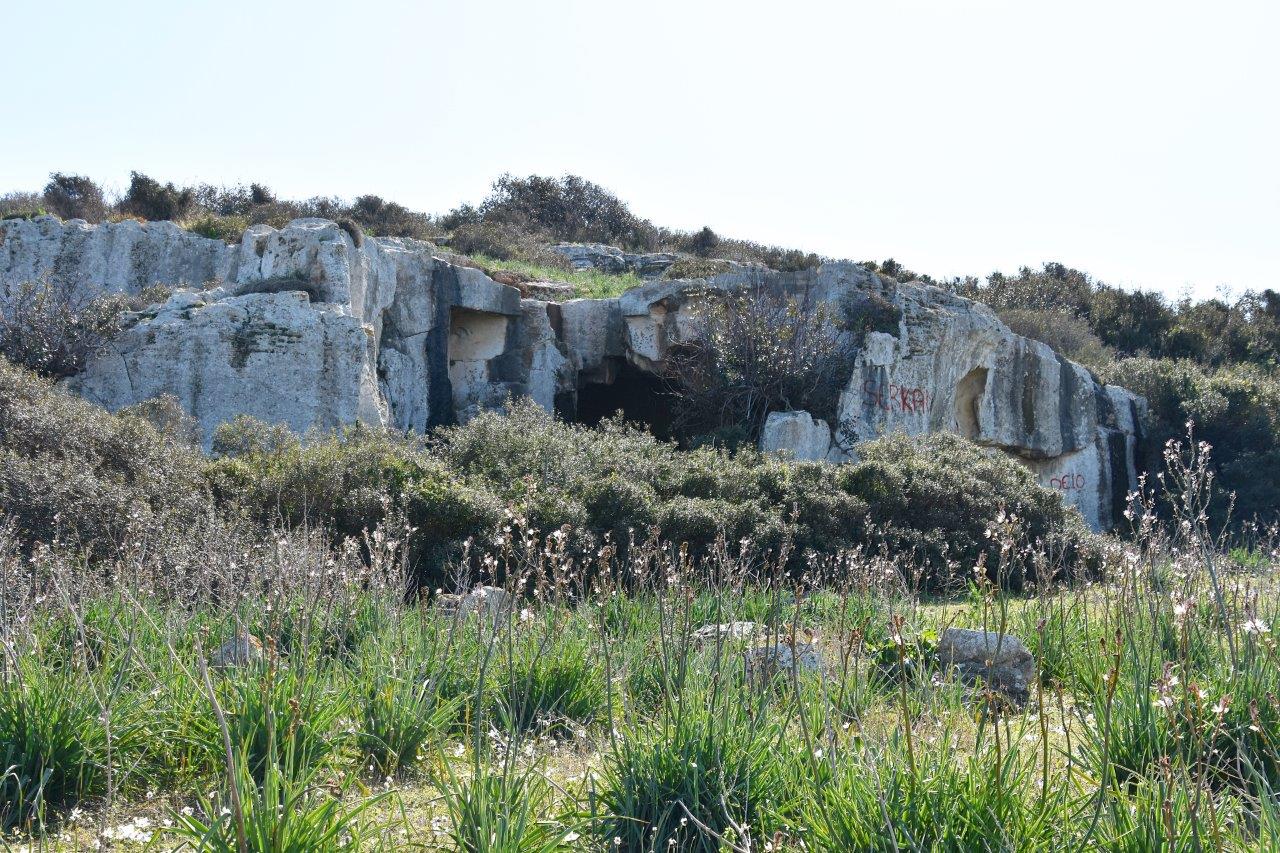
[551,243,677,278]
[70,288,388,439]
[1,218,1143,531]
[1,215,235,302]
[608,265,1144,531]
[4,216,564,444]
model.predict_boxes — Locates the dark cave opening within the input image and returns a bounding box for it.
[572,359,678,440]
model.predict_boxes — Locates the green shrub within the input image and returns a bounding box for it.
[597,682,791,851]
[448,220,568,268]
[470,173,659,251]
[495,623,608,734]
[0,277,131,379]
[118,171,195,221]
[800,733,1053,852]
[0,666,108,829]
[213,663,349,784]
[438,401,1093,585]
[1103,357,1280,524]
[0,191,48,220]
[351,636,457,775]
[0,358,211,555]
[41,173,107,222]
[999,306,1114,369]
[847,432,1098,585]
[167,719,387,852]
[438,750,575,853]
[183,212,249,242]
[841,289,903,339]
[662,257,734,280]
[665,282,858,441]
[207,421,503,579]
[345,194,439,240]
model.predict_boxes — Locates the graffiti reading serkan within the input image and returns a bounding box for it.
[863,379,929,414]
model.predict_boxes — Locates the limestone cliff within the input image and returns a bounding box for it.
[0,215,1143,531]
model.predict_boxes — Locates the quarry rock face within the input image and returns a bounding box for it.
[0,217,1143,531]
[0,215,235,302]
[613,264,1144,531]
[69,288,389,439]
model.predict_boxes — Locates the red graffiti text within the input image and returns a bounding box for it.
[1050,473,1086,491]
[863,379,929,414]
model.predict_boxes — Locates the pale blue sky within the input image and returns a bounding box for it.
[3,0,1276,298]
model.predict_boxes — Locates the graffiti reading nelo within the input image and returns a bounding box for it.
[863,379,929,414]
[1049,473,1086,491]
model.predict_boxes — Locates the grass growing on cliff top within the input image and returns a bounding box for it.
[470,253,644,299]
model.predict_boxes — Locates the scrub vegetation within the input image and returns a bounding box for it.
[2,350,1279,850]
[4,171,1280,849]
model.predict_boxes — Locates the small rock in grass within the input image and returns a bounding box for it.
[690,621,760,647]
[209,633,264,668]
[938,627,1036,705]
[743,635,823,684]
[436,586,514,623]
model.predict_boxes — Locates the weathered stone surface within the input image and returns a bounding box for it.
[760,411,839,462]
[69,289,388,448]
[551,243,677,278]
[523,281,576,302]
[938,628,1036,704]
[744,638,823,682]
[512,300,575,412]
[0,219,1144,530]
[690,622,760,648]
[557,297,625,378]
[1,215,234,302]
[437,586,514,623]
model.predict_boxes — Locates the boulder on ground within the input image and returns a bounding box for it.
[760,411,841,462]
[436,585,515,623]
[938,627,1036,704]
[550,243,676,278]
[744,634,823,683]
[690,621,760,648]
[209,633,265,668]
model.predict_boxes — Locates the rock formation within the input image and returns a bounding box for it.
[938,627,1038,705]
[0,216,1144,531]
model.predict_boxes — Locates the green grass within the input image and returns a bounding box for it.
[3,511,1279,850]
[470,253,644,299]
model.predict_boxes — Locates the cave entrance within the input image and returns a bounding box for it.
[955,367,988,439]
[573,359,678,440]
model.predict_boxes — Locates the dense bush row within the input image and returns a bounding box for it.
[216,399,1098,587]
[955,261,1280,372]
[0,360,1095,588]
[0,359,209,556]
[0,171,441,242]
